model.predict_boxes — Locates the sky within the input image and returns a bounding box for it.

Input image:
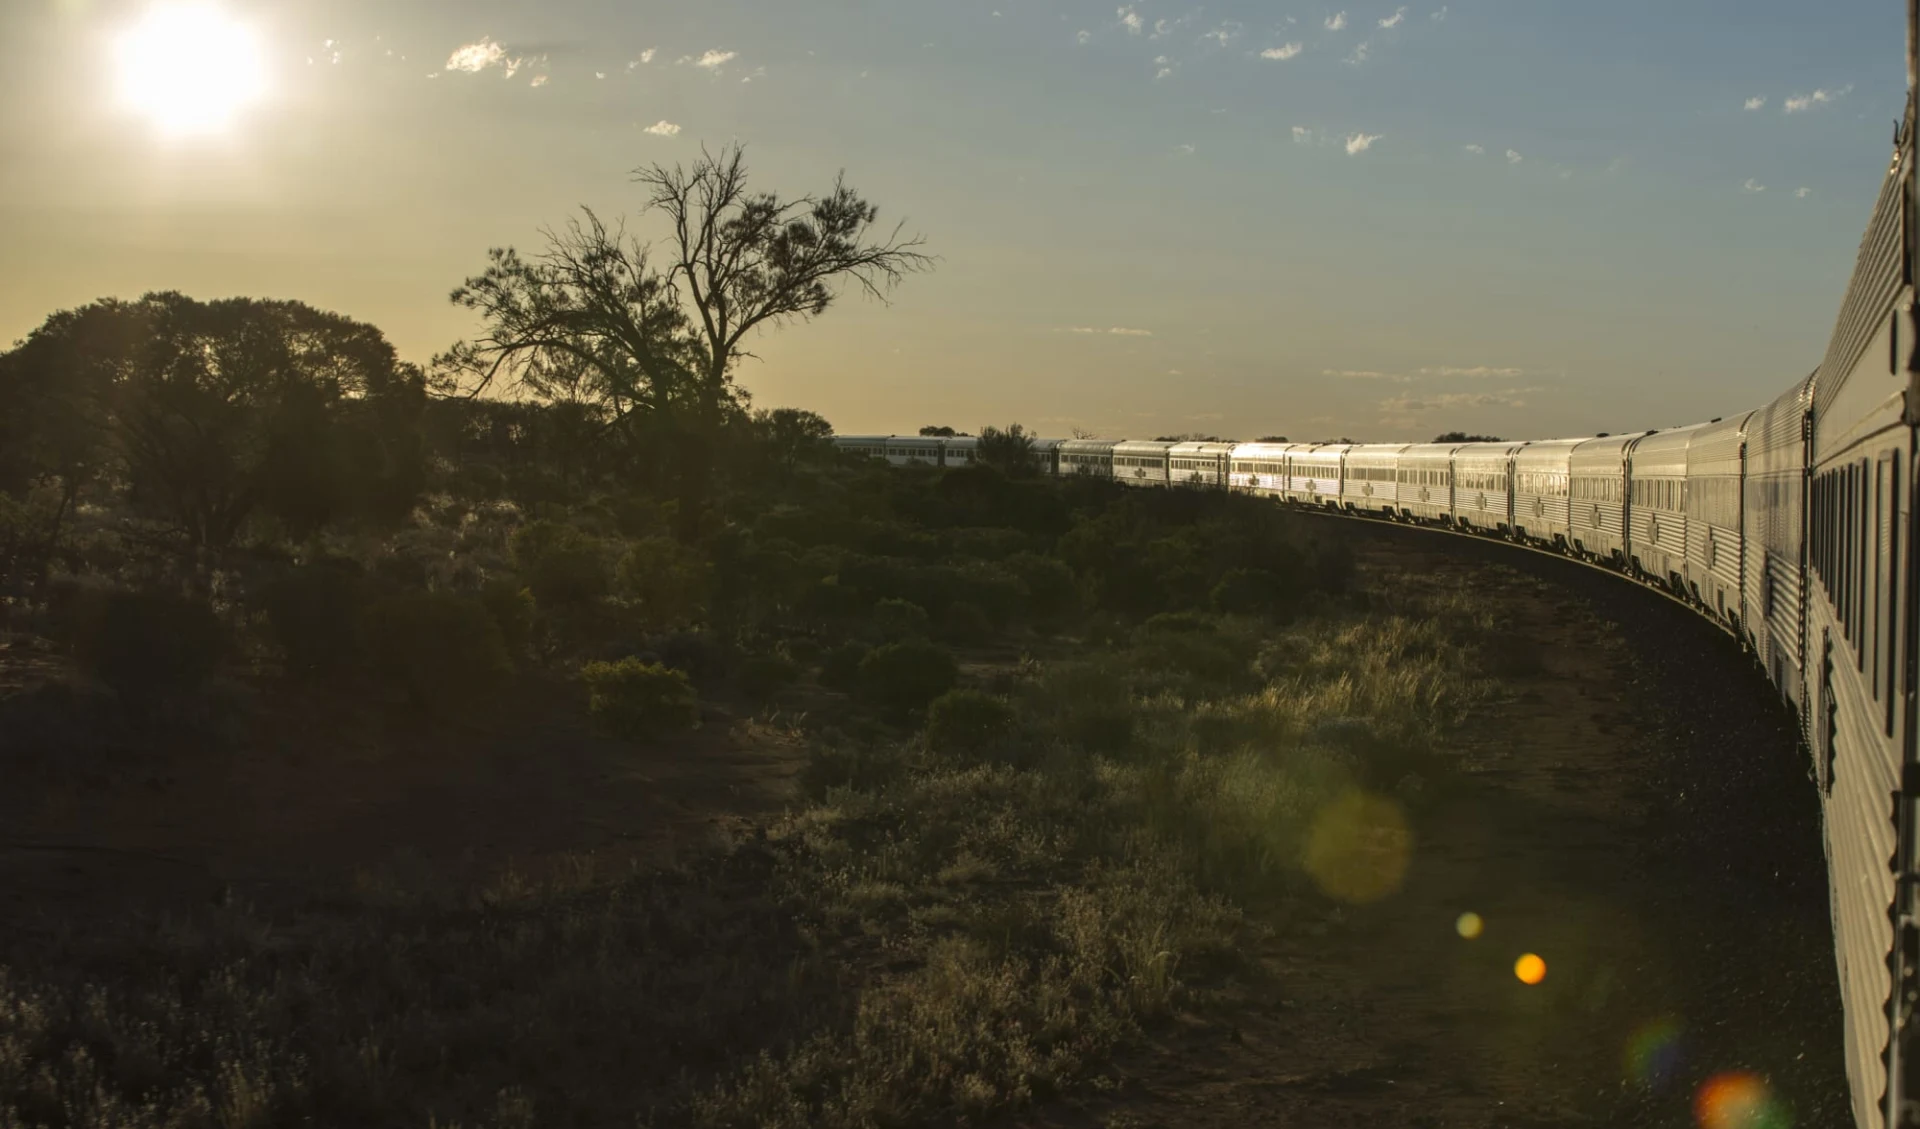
[0,0,1906,442]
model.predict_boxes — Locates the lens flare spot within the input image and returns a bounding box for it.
[1625,1016,1685,1089]
[1514,952,1546,985]
[1455,911,1483,939]
[1304,790,1411,904]
[1695,1071,1791,1129]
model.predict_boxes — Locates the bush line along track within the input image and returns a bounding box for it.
[838,12,1920,1121]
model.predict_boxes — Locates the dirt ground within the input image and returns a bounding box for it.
[0,523,1853,1126]
[1019,521,1851,1128]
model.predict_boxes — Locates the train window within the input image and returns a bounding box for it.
[1884,451,1901,734]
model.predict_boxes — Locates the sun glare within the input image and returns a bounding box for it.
[114,3,267,137]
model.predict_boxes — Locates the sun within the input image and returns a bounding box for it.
[114,3,267,137]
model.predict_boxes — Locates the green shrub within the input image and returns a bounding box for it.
[262,561,366,680]
[480,578,537,661]
[359,591,511,713]
[72,589,224,708]
[1063,704,1135,753]
[1005,552,1080,625]
[737,654,800,702]
[925,690,1016,752]
[509,520,610,607]
[819,641,872,691]
[939,601,994,645]
[579,658,700,740]
[858,640,959,713]
[872,597,930,641]
[616,535,708,629]
[1210,568,1293,617]
[800,739,909,799]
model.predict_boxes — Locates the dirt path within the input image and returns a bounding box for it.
[1030,521,1850,1128]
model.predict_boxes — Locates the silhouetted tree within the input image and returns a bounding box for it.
[976,423,1037,476]
[1433,431,1503,443]
[1256,435,1289,443]
[0,293,425,560]
[442,145,931,531]
[918,425,959,437]
[756,407,836,473]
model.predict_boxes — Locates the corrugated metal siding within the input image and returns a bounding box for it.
[1570,437,1638,560]
[1687,414,1753,624]
[1824,645,1899,1129]
[1816,161,1906,417]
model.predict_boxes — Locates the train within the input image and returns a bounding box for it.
[836,22,1920,1126]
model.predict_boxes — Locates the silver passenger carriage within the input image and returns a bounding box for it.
[1169,441,1235,488]
[1743,375,1814,704]
[1450,441,1525,533]
[1568,433,1645,564]
[1626,424,1707,591]
[1059,438,1116,478]
[1512,438,1587,548]
[1396,443,1459,524]
[1229,442,1294,496]
[1683,413,1754,628]
[1342,444,1408,516]
[1028,437,1067,477]
[1112,440,1174,487]
[1802,130,1916,1124]
[1286,443,1348,507]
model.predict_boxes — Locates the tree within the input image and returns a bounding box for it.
[441,144,932,530]
[976,423,1037,476]
[918,425,959,437]
[633,144,933,521]
[0,293,426,559]
[1256,435,1289,443]
[755,407,836,473]
[1433,431,1503,443]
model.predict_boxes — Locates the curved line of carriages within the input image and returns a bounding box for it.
[836,399,1806,699]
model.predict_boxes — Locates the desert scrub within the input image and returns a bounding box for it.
[580,657,700,739]
[359,590,512,713]
[857,640,958,713]
[924,689,1016,753]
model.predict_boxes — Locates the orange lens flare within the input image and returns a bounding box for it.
[1513,953,1546,984]
[1694,1071,1791,1129]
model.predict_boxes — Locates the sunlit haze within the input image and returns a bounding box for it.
[0,0,1901,439]
[113,3,267,136]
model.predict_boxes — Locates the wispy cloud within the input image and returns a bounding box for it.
[1062,326,1154,336]
[529,74,548,88]
[1418,365,1524,378]
[1431,5,1448,20]
[1795,186,1812,199]
[1076,29,1092,44]
[1462,143,1484,154]
[1505,148,1522,164]
[1325,11,1348,30]
[1744,95,1766,111]
[1118,5,1144,34]
[1202,21,1244,45]
[1382,390,1530,413]
[644,120,681,136]
[1345,40,1370,64]
[1153,54,1174,80]
[1345,132,1382,154]
[1784,85,1851,113]
[445,38,508,73]
[1174,142,1195,154]
[689,49,737,69]
[1292,125,1312,143]
[1262,42,1304,59]
[1326,369,1412,382]
[1742,178,1766,193]
[1378,6,1408,28]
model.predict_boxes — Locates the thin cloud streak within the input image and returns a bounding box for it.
[1345,132,1381,154]
[1261,42,1304,59]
